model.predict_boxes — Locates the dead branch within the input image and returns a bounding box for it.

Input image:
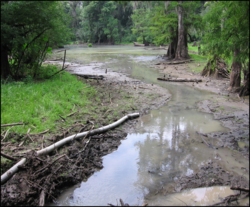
[1,113,139,185]
[1,123,23,127]
[1,152,18,161]
[1,126,14,141]
[30,129,50,136]
[33,154,66,176]
[210,193,240,206]
[66,111,78,117]
[230,186,249,192]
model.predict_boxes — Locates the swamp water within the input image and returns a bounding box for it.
[49,46,248,206]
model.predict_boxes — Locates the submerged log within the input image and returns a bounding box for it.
[75,74,105,80]
[157,78,202,82]
[133,42,145,46]
[1,113,139,185]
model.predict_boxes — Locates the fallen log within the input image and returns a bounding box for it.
[75,74,105,80]
[157,78,202,82]
[214,115,235,120]
[1,113,139,185]
[163,59,195,65]
[230,186,249,192]
[133,42,145,46]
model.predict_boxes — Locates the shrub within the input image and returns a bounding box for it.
[88,43,92,47]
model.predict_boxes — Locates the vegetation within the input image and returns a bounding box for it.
[1,65,96,134]
[1,1,71,80]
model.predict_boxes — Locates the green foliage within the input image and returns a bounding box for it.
[88,43,92,47]
[1,70,97,135]
[1,1,72,80]
[202,1,249,63]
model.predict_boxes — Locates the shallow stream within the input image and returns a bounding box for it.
[49,45,248,206]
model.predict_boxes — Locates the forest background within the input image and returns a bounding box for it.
[1,1,249,90]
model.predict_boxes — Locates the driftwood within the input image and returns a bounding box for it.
[157,78,202,82]
[75,74,104,80]
[133,42,145,46]
[1,113,139,185]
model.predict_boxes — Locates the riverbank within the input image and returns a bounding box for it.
[1,52,249,206]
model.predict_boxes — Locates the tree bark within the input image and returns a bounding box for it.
[174,1,190,60]
[167,27,178,59]
[1,45,11,79]
[229,47,241,88]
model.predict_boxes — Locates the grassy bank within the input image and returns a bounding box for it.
[1,67,96,136]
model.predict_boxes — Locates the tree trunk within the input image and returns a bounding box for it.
[1,45,11,79]
[174,1,190,60]
[229,48,241,88]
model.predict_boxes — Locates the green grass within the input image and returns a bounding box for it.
[189,53,208,62]
[1,70,97,135]
[188,43,199,53]
[188,53,208,73]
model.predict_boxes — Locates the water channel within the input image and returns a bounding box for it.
[49,45,248,206]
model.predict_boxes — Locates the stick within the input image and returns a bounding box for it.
[66,111,77,117]
[1,113,139,184]
[1,126,14,141]
[59,115,66,122]
[196,131,208,137]
[30,129,50,136]
[42,135,44,149]
[1,152,18,161]
[1,123,23,127]
[26,128,34,142]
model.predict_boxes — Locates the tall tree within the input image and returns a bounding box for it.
[175,1,189,60]
[202,1,249,89]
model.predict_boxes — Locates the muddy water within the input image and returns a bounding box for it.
[49,46,248,206]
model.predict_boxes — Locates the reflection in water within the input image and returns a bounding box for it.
[50,46,248,206]
[150,186,236,206]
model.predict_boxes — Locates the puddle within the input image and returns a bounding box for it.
[48,46,248,206]
[148,186,238,206]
